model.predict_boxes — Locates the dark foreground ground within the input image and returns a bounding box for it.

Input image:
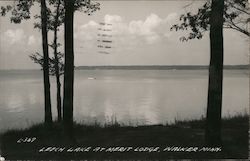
[0,115,248,160]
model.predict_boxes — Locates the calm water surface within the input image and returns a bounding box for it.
[0,70,248,132]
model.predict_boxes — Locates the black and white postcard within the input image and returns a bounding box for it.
[0,0,249,160]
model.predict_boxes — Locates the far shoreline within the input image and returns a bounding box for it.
[0,65,249,71]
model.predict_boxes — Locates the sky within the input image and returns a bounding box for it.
[0,0,249,70]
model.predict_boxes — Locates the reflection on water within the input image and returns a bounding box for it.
[0,70,248,132]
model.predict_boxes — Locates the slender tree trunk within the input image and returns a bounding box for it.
[63,0,75,139]
[56,72,62,122]
[41,0,52,126]
[54,0,62,122]
[205,0,224,146]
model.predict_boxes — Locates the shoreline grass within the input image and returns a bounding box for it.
[0,113,248,160]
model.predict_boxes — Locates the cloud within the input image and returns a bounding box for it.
[127,13,163,44]
[75,20,98,41]
[80,20,98,29]
[74,12,179,52]
[27,35,36,46]
[129,13,162,35]
[74,20,99,51]
[165,12,178,22]
[105,13,178,43]
[104,14,123,23]
[4,29,26,44]
[102,13,167,44]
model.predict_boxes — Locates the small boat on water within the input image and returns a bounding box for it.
[87,77,96,80]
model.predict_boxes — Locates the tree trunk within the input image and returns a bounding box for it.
[63,0,75,139]
[205,0,224,146]
[54,0,62,122]
[41,0,52,126]
[56,73,62,122]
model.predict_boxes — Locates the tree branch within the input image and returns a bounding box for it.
[227,1,250,15]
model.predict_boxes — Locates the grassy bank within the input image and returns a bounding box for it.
[0,114,248,160]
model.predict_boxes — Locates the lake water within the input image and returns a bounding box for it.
[0,70,248,132]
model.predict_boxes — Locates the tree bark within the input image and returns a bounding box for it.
[63,0,75,139]
[41,0,52,126]
[205,0,224,146]
[54,0,62,122]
